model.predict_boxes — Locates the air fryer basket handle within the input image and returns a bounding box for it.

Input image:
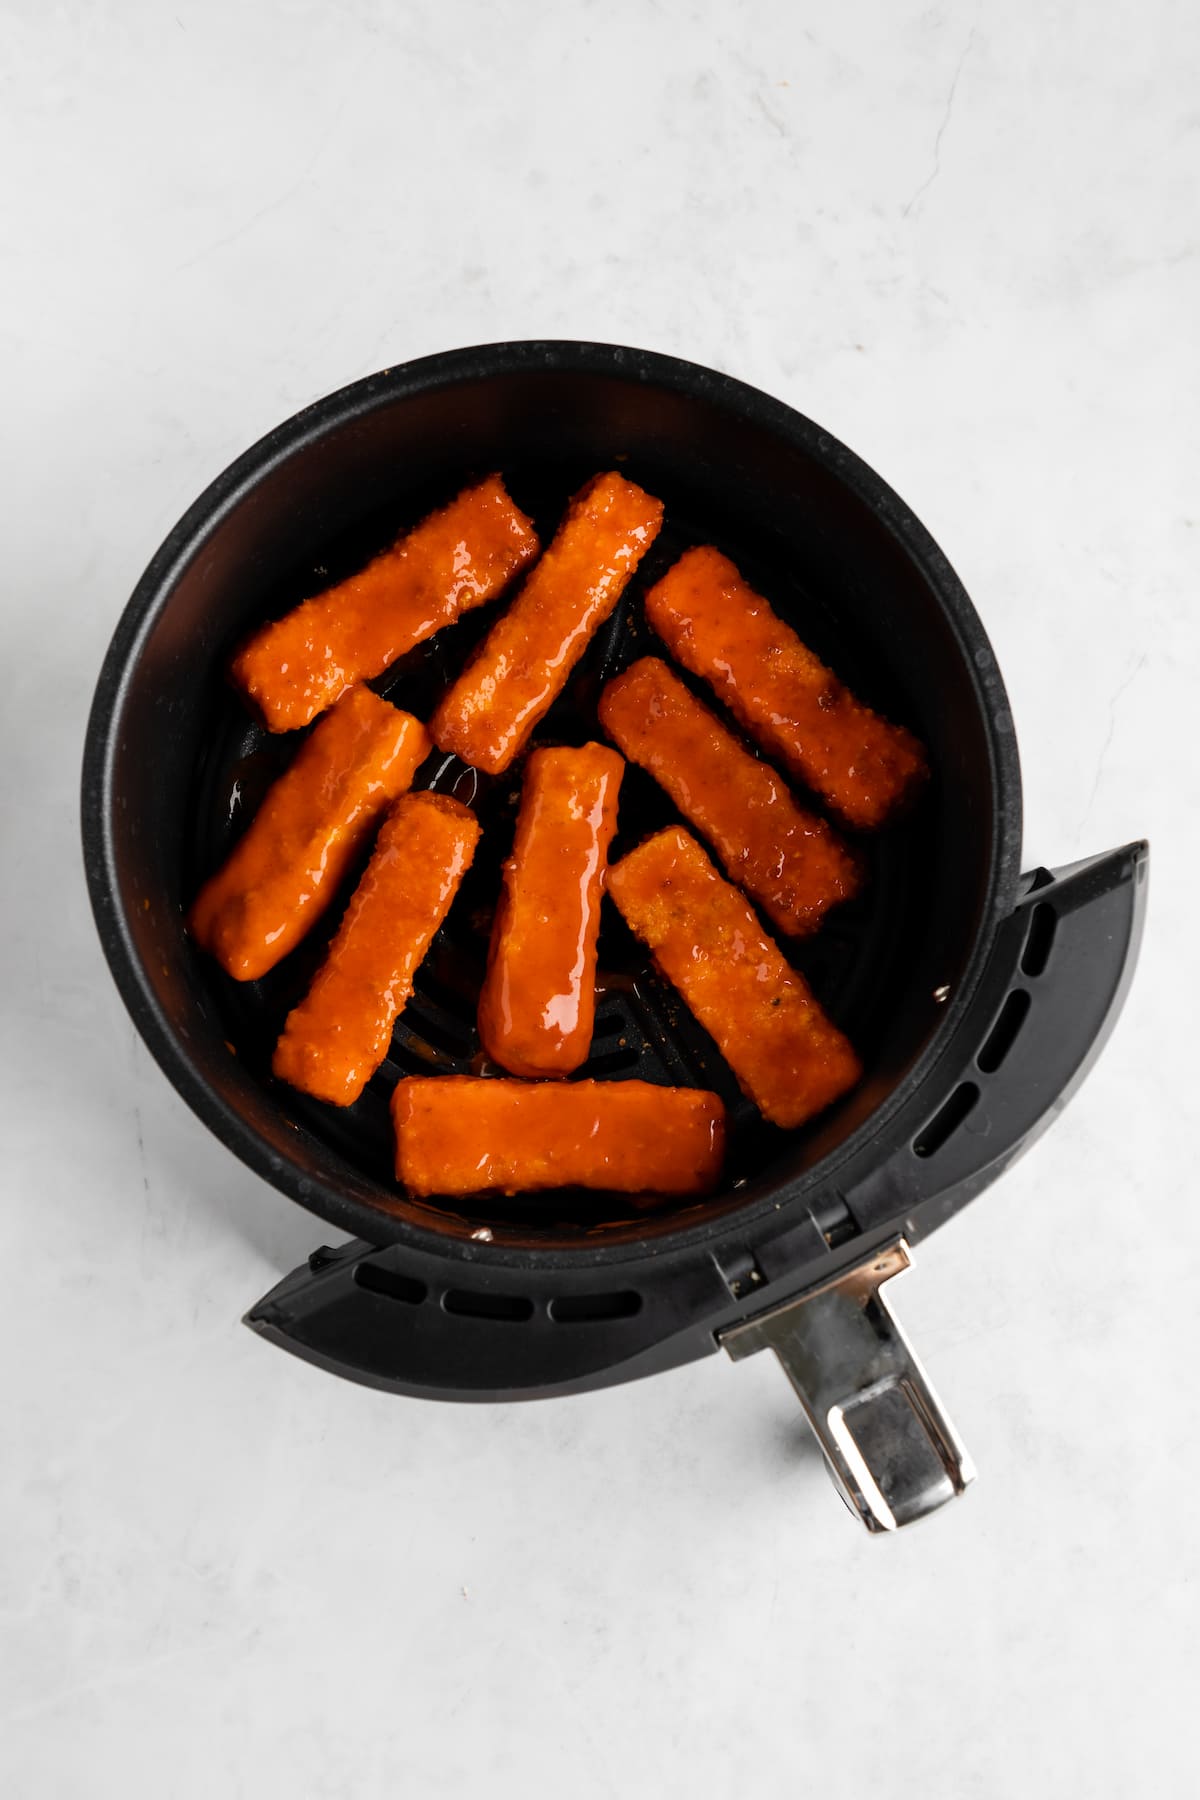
[719,839,1147,1530]
[842,839,1149,1241]
[723,1237,976,1531]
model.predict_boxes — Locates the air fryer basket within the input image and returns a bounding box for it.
[82,343,1147,1530]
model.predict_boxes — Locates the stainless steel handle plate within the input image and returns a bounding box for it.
[721,1241,974,1532]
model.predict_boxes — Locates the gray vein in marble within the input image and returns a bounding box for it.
[172,96,350,275]
[1080,650,1149,833]
[904,24,978,217]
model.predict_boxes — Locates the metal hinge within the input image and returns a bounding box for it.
[721,1239,975,1532]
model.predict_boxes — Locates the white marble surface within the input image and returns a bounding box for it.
[2,1,1197,1793]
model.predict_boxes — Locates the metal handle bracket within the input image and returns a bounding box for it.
[721,1240,975,1532]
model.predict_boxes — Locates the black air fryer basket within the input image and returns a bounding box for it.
[82,343,1147,1531]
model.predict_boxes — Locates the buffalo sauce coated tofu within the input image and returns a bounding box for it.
[188,686,430,981]
[598,656,860,936]
[644,547,927,829]
[607,826,861,1129]
[273,793,481,1106]
[231,476,539,732]
[391,1077,726,1199]
[430,472,664,774]
[477,742,624,1078]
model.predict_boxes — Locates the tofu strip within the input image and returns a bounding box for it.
[598,657,860,937]
[391,1077,726,1197]
[273,793,481,1106]
[232,476,539,732]
[477,743,623,1078]
[430,472,664,774]
[189,686,430,981]
[607,827,861,1129]
[644,547,927,829]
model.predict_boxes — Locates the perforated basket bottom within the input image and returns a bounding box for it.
[186,458,932,1233]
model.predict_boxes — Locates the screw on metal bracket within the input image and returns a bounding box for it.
[721,1240,975,1532]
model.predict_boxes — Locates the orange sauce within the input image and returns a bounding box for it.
[188,686,429,980]
[599,656,861,936]
[232,476,539,732]
[391,1076,726,1197]
[644,547,927,829]
[273,793,480,1106]
[608,826,861,1129]
[430,472,664,774]
[477,743,623,1078]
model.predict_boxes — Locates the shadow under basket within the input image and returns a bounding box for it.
[82,341,1147,1531]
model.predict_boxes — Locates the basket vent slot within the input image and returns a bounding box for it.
[913,1082,980,1160]
[354,1263,427,1305]
[443,1288,535,1323]
[549,1290,642,1323]
[1021,902,1057,978]
[977,989,1031,1074]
